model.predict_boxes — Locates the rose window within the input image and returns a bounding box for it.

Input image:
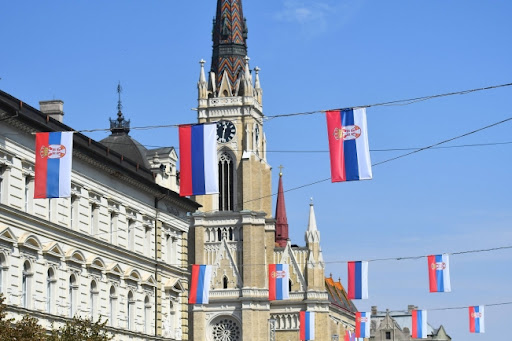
[212,317,241,341]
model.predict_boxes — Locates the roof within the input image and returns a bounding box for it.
[0,89,200,212]
[325,276,358,313]
[100,133,151,169]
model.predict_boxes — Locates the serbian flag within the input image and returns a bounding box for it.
[412,309,428,338]
[348,261,368,299]
[469,306,485,333]
[326,108,372,182]
[299,311,315,340]
[189,265,212,304]
[269,264,289,300]
[179,124,218,196]
[427,254,451,293]
[344,330,356,341]
[355,312,371,338]
[34,132,73,198]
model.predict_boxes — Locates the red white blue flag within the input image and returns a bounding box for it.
[326,108,372,183]
[427,254,451,293]
[300,311,315,340]
[344,330,356,341]
[179,124,218,196]
[355,312,371,338]
[269,264,289,300]
[34,132,73,199]
[469,306,485,333]
[412,309,428,338]
[188,265,212,304]
[348,261,368,299]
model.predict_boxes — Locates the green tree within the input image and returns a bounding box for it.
[0,293,47,341]
[47,316,113,341]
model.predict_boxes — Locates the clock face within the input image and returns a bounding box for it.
[216,120,236,143]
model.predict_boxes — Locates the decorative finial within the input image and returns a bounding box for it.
[278,165,284,177]
[254,66,260,74]
[330,273,333,278]
[310,197,314,205]
[200,59,205,67]
[244,55,250,64]
[117,81,123,120]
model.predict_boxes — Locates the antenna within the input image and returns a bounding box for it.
[117,81,123,116]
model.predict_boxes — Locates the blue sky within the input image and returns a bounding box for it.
[1,1,511,339]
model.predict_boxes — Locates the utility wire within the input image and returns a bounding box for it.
[17,81,512,134]
[237,115,512,205]
[428,302,512,312]
[264,82,512,120]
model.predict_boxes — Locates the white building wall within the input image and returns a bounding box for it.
[0,120,190,341]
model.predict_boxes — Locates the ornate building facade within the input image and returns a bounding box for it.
[188,1,357,340]
[369,306,451,340]
[0,91,199,340]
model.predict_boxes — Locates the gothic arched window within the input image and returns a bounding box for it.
[223,276,228,289]
[218,152,234,211]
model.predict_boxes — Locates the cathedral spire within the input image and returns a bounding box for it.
[210,0,248,94]
[275,167,289,247]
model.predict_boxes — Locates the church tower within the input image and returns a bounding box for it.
[188,1,354,340]
[188,1,274,340]
[194,0,271,214]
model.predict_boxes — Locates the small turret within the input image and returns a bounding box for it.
[198,59,208,100]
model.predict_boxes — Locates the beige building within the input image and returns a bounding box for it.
[0,90,199,340]
[370,306,451,341]
[187,1,357,340]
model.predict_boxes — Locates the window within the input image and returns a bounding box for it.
[218,152,234,211]
[127,291,134,330]
[90,281,98,320]
[22,261,32,308]
[24,176,32,212]
[0,253,6,294]
[289,279,292,292]
[46,268,55,313]
[223,276,228,289]
[109,286,117,327]
[144,296,151,334]
[128,220,135,251]
[386,331,391,339]
[0,166,5,203]
[109,213,118,244]
[70,196,76,229]
[90,204,98,235]
[69,275,77,317]
[145,227,152,257]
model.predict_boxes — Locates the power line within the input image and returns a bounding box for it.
[238,116,512,206]
[264,82,512,120]
[15,81,512,134]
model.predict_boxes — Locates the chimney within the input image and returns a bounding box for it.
[371,306,378,315]
[39,100,64,122]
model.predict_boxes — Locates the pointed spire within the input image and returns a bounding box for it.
[198,59,208,100]
[211,0,248,92]
[242,56,253,96]
[275,166,289,247]
[109,82,130,135]
[254,66,263,104]
[307,198,318,232]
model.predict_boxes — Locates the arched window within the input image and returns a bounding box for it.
[109,286,117,327]
[0,253,6,294]
[223,276,228,289]
[46,268,55,313]
[70,196,76,229]
[144,296,151,334]
[90,204,97,235]
[109,213,116,244]
[289,279,292,292]
[22,261,32,308]
[90,281,98,320]
[69,275,77,317]
[218,152,234,211]
[127,291,135,330]
[24,176,31,212]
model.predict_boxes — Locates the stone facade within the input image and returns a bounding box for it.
[370,306,451,340]
[187,2,357,340]
[0,91,199,340]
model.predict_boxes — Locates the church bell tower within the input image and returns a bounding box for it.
[188,1,275,340]
[194,0,271,214]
